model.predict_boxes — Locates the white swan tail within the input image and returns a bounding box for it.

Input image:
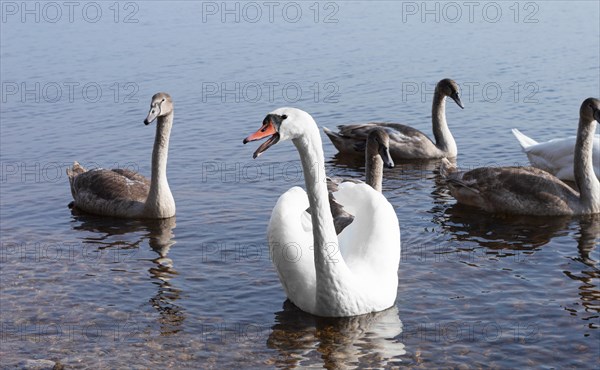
[512,128,538,149]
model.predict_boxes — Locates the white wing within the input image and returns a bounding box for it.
[334,182,401,310]
[268,186,317,311]
[513,129,599,181]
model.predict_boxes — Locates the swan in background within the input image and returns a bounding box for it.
[324,78,464,159]
[323,128,395,234]
[511,128,599,181]
[332,127,395,193]
[441,98,600,216]
[243,108,401,317]
[67,93,176,219]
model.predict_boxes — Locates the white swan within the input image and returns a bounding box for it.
[324,78,464,159]
[441,98,600,216]
[512,128,599,181]
[244,108,401,317]
[67,93,176,219]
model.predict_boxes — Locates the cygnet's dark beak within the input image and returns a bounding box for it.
[450,92,464,109]
[145,105,159,125]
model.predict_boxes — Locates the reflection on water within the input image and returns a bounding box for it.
[565,215,599,325]
[71,213,184,336]
[145,218,184,337]
[329,153,445,182]
[70,210,176,248]
[439,203,571,250]
[572,215,600,268]
[268,301,405,369]
[435,200,600,334]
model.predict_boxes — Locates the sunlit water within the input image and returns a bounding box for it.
[1,1,599,368]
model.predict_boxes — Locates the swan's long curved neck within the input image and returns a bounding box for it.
[432,92,457,157]
[574,118,600,212]
[145,113,174,215]
[365,151,383,192]
[293,127,338,250]
[292,122,342,306]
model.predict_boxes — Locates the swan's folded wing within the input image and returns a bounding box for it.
[449,166,581,213]
[112,168,151,186]
[519,136,578,177]
[524,137,575,159]
[335,123,378,140]
[337,123,428,145]
[73,168,149,203]
[527,136,599,180]
[267,187,316,310]
[333,182,400,306]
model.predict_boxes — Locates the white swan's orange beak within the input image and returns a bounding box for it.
[243,121,277,143]
[243,118,280,159]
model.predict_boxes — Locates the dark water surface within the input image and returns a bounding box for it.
[1,1,599,368]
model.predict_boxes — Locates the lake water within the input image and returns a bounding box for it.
[1,1,599,368]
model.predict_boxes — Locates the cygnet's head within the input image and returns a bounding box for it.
[144,92,173,125]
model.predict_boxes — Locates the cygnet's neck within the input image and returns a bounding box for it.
[432,91,457,157]
[145,113,175,217]
[365,148,383,192]
[574,117,600,213]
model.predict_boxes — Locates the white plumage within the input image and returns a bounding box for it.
[245,108,401,317]
[512,128,599,181]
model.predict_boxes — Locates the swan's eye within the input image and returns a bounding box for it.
[162,98,165,102]
[281,115,288,120]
